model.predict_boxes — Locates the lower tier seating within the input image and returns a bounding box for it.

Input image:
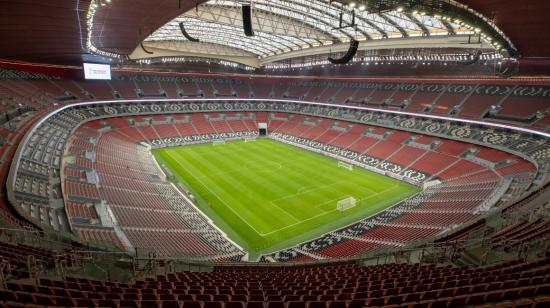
[1,257,549,307]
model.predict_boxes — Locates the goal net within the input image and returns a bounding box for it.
[337,197,356,212]
[338,161,353,171]
[244,137,257,142]
[212,140,226,146]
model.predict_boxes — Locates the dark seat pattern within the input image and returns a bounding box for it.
[1,257,549,307]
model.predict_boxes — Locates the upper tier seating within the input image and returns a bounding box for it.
[1,67,549,131]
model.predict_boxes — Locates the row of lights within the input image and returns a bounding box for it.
[263,52,504,70]
[347,2,366,11]
[86,0,124,59]
[88,0,513,67]
[136,57,256,70]
[343,2,506,54]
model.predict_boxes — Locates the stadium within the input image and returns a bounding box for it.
[0,0,549,307]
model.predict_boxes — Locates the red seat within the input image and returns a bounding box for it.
[97,299,118,307]
[230,295,247,301]
[14,292,33,304]
[536,285,550,296]
[77,299,97,307]
[203,301,223,308]
[162,300,182,308]
[448,295,468,308]
[402,293,420,303]
[513,298,533,308]
[533,296,550,308]
[142,293,159,300]
[124,293,139,300]
[213,294,229,301]
[141,300,161,308]
[0,290,17,302]
[427,298,448,308]
[385,295,403,305]
[177,295,195,301]
[484,291,503,303]
[320,295,336,301]
[307,301,326,308]
[266,301,285,308]
[466,294,485,306]
[160,294,177,301]
[246,302,265,308]
[366,298,385,307]
[348,299,367,308]
[301,295,318,301]
[287,302,306,308]
[54,296,75,307]
[327,301,347,308]
[87,291,103,299]
[182,301,202,308]
[225,301,245,308]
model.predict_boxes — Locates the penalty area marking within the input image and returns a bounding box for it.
[165,150,404,239]
[261,184,400,237]
[165,151,267,236]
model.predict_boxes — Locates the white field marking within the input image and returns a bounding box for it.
[170,150,300,234]
[187,139,312,180]
[184,144,321,226]
[267,202,301,224]
[267,181,351,220]
[167,145,406,238]
[192,146,253,157]
[274,185,376,215]
[166,151,267,236]
[196,160,282,181]
[260,184,400,236]
[271,180,377,212]
[295,180,347,195]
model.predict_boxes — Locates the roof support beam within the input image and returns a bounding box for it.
[191,3,328,46]
[441,20,456,36]
[403,13,430,36]
[380,13,408,38]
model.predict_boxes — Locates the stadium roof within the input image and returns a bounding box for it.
[139,0,487,67]
[0,0,549,66]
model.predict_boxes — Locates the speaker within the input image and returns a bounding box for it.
[328,39,359,64]
[459,50,482,65]
[242,4,254,37]
[179,22,200,42]
[140,43,154,55]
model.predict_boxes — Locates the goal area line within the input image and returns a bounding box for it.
[338,161,353,171]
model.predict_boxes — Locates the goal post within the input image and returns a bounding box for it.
[338,161,353,171]
[212,140,226,146]
[337,197,356,212]
[244,137,257,142]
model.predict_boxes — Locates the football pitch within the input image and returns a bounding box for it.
[153,138,419,259]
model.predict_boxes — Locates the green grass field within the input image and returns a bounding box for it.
[153,139,419,260]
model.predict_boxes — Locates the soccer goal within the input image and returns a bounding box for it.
[337,197,356,212]
[338,161,353,171]
[212,140,226,146]
[244,137,257,142]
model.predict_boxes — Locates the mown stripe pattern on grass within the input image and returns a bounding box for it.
[154,139,418,258]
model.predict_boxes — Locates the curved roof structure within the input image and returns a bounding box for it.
[0,0,549,68]
[135,0,508,67]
